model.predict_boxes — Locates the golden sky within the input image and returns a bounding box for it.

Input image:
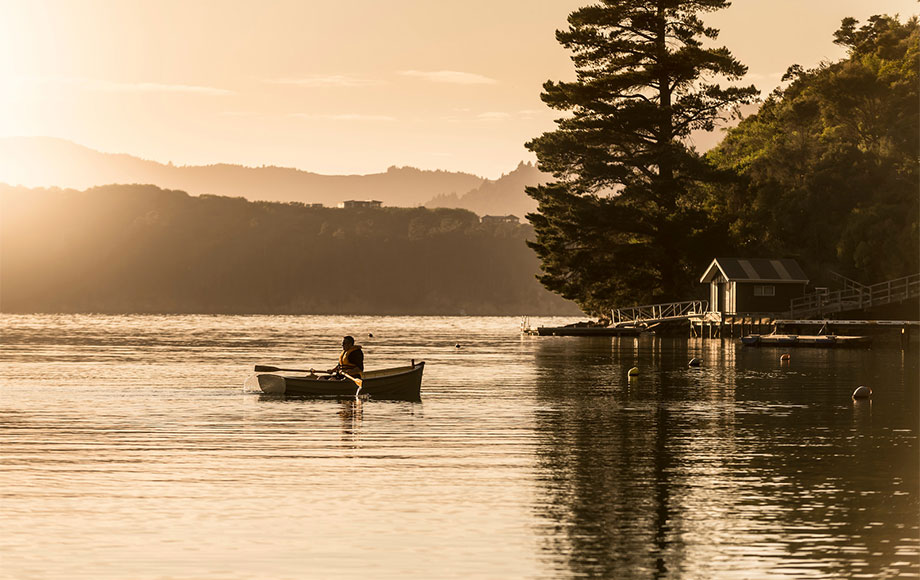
[1,0,915,178]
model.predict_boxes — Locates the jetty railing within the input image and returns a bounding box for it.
[611,300,708,326]
[790,272,920,318]
[829,271,869,292]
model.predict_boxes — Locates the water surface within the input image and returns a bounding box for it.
[1,315,917,579]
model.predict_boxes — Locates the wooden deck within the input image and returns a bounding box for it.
[691,316,917,349]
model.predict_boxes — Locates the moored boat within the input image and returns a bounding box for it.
[740,334,870,348]
[534,324,641,337]
[257,361,424,400]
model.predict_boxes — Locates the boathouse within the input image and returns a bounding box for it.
[700,258,808,315]
[481,214,519,225]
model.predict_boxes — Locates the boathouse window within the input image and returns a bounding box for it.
[753,285,775,297]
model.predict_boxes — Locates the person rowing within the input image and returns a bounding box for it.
[320,335,364,380]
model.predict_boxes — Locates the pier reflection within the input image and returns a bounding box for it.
[531,336,919,578]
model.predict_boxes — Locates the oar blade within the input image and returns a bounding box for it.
[254,365,323,374]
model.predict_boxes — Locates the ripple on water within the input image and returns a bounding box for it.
[0,314,917,580]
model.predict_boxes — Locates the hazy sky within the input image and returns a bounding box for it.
[1,0,915,178]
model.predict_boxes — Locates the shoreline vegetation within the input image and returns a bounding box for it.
[524,10,918,317]
[0,183,581,316]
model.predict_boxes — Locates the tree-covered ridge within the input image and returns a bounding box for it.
[0,184,580,315]
[525,0,757,315]
[424,162,550,219]
[707,15,919,284]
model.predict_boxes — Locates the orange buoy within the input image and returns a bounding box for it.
[780,353,791,362]
[852,386,872,399]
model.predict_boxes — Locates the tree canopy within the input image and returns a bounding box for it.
[525,0,757,315]
[706,15,919,284]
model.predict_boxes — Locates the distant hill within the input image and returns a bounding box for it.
[0,137,485,207]
[423,161,550,219]
[0,183,582,316]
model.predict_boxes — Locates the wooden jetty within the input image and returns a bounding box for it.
[789,272,919,318]
[522,268,918,349]
[691,314,778,339]
[691,316,917,349]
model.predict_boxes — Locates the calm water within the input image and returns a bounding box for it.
[1,314,917,579]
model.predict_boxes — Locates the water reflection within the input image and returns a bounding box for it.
[339,399,364,443]
[1,314,916,579]
[532,336,919,579]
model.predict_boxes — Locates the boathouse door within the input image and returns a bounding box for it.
[710,277,730,314]
[711,279,722,313]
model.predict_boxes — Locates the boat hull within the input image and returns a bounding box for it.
[258,362,424,400]
[535,326,641,337]
[740,335,871,348]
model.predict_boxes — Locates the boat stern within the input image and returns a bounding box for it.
[257,373,287,394]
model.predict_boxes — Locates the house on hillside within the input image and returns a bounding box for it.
[481,214,519,225]
[340,200,382,209]
[700,258,809,315]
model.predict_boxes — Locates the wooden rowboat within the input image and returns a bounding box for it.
[258,361,424,400]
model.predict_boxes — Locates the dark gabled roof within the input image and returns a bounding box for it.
[700,258,809,284]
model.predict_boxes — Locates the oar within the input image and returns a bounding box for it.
[340,372,364,396]
[255,365,362,395]
[254,365,333,374]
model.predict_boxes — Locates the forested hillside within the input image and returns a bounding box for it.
[425,162,549,218]
[523,10,917,315]
[706,15,918,285]
[0,184,580,315]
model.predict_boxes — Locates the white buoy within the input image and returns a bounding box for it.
[780,353,791,362]
[628,366,639,377]
[688,358,701,367]
[852,386,872,399]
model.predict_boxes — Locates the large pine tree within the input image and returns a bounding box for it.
[526,0,757,315]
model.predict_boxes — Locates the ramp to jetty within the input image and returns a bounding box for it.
[611,300,708,327]
[790,272,919,318]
